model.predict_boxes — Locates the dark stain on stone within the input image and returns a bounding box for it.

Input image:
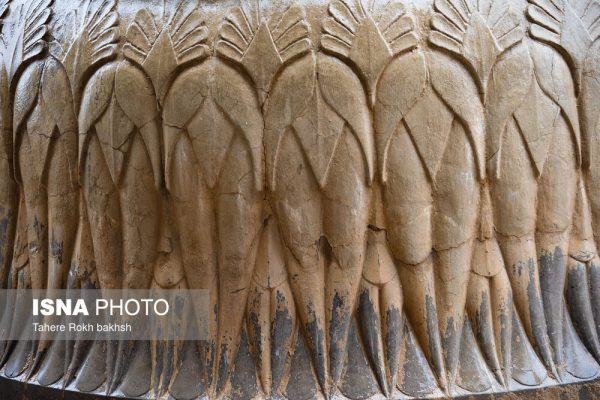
[230,330,258,400]
[271,289,293,393]
[539,246,566,368]
[50,236,63,265]
[512,259,524,277]
[248,307,263,368]
[33,216,44,239]
[201,340,216,388]
[305,302,326,392]
[399,318,438,397]
[169,339,205,399]
[588,260,600,334]
[329,290,349,386]
[216,343,229,393]
[357,288,390,395]
[524,256,554,370]
[474,291,497,373]
[425,293,443,378]
[358,289,381,371]
[443,315,459,376]
[385,305,402,383]
[285,332,317,400]
[339,320,379,400]
[498,300,512,380]
[566,260,600,360]
[0,209,15,269]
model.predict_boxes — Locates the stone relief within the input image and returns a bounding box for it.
[0,0,598,399]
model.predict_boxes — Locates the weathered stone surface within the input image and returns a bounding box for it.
[0,0,599,398]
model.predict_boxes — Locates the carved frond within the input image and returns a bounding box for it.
[166,0,209,65]
[218,5,310,62]
[430,0,523,90]
[216,7,253,63]
[1,0,52,83]
[216,4,311,103]
[124,7,208,67]
[528,0,600,87]
[323,0,417,56]
[321,0,365,57]
[61,0,119,108]
[123,9,158,66]
[321,0,417,100]
[376,1,418,55]
[270,5,311,63]
[123,0,208,103]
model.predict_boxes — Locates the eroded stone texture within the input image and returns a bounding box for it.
[0,0,599,399]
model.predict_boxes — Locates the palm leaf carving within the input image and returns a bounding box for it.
[358,229,402,397]
[124,0,209,103]
[430,0,524,91]
[322,0,417,100]
[528,0,600,88]
[216,4,311,103]
[0,0,52,83]
[60,0,119,109]
[246,217,296,397]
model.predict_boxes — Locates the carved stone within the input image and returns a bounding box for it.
[0,0,599,398]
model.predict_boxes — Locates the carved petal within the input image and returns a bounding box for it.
[247,218,295,395]
[292,80,345,188]
[169,7,208,65]
[485,44,534,177]
[528,0,599,87]
[265,54,316,190]
[513,78,560,177]
[322,0,418,99]
[431,0,523,90]
[216,7,253,63]
[162,63,209,189]
[272,5,311,63]
[529,41,580,164]
[360,229,402,395]
[13,61,43,142]
[93,94,135,185]
[461,13,500,89]
[403,87,454,182]
[317,54,373,184]
[62,0,119,108]
[581,40,600,170]
[374,51,428,183]
[241,22,283,103]
[125,6,208,104]
[2,0,51,82]
[40,57,77,134]
[79,63,116,135]
[187,98,234,190]
[24,93,55,186]
[142,30,178,103]
[124,9,158,65]
[212,61,264,191]
[428,52,485,179]
[114,62,158,128]
[347,16,391,95]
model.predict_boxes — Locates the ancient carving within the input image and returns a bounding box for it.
[526,0,600,379]
[0,0,600,399]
